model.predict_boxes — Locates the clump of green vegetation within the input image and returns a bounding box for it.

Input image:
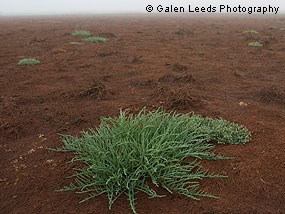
[54,109,250,213]
[71,31,92,37]
[275,20,284,24]
[242,30,259,34]
[69,42,82,45]
[18,58,40,65]
[248,41,263,47]
[82,37,107,43]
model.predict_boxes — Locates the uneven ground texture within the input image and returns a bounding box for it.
[0,15,285,214]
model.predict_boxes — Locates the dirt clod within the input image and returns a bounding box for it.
[78,81,110,100]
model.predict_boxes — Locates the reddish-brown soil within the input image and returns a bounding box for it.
[0,15,285,214]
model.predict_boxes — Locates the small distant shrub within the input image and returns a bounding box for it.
[248,41,263,47]
[70,42,82,45]
[275,20,284,24]
[53,108,251,213]
[82,37,107,43]
[242,30,259,34]
[18,58,40,65]
[71,31,92,37]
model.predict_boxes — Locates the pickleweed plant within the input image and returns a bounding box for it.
[248,41,263,47]
[82,37,107,43]
[18,58,40,65]
[54,108,250,213]
[242,30,259,34]
[71,30,92,37]
[69,42,82,45]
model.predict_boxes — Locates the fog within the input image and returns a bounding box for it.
[0,0,285,15]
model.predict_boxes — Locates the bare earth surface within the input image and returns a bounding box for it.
[0,15,285,214]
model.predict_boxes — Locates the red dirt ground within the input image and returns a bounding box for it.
[0,14,285,214]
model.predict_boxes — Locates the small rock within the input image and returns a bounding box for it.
[239,101,248,107]
[38,134,45,138]
[46,159,54,164]
[27,149,36,154]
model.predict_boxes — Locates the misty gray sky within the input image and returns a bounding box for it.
[0,0,285,15]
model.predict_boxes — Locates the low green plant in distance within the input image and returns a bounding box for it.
[242,30,259,34]
[54,109,251,213]
[275,20,284,24]
[82,37,107,43]
[248,41,263,47]
[70,42,82,45]
[18,58,40,65]
[71,31,92,37]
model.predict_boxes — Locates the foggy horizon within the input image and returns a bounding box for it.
[1,0,285,16]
